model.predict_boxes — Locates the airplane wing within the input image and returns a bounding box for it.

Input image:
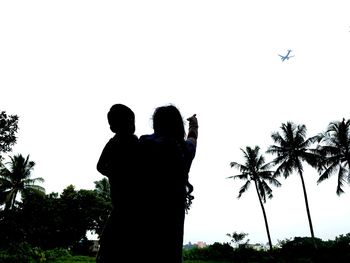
[278,55,286,61]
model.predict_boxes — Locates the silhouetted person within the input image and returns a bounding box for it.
[96,104,139,263]
[138,105,198,263]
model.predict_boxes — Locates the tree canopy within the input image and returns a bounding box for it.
[316,118,350,195]
[0,111,19,162]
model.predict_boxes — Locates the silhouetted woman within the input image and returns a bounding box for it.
[138,105,198,263]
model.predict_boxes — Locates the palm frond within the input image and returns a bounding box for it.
[21,187,46,198]
[295,123,307,139]
[336,165,347,195]
[263,175,282,188]
[260,161,273,171]
[301,151,320,169]
[317,162,339,184]
[257,181,266,203]
[0,177,12,189]
[230,162,248,173]
[315,131,327,143]
[25,184,46,194]
[261,180,273,200]
[273,159,294,178]
[227,174,249,180]
[265,145,276,155]
[269,135,284,149]
[301,135,318,149]
[0,166,12,179]
[237,180,251,199]
[23,177,45,185]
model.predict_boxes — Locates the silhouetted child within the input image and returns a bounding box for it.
[96,104,139,263]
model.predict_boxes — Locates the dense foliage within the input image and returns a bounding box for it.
[0,111,18,162]
[0,244,95,263]
[0,184,111,252]
[183,235,350,262]
[1,236,350,262]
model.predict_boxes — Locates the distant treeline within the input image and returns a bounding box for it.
[184,235,350,262]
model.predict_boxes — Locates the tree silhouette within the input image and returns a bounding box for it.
[0,111,19,162]
[316,118,350,195]
[228,146,281,252]
[226,231,249,248]
[94,177,111,201]
[267,122,320,246]
[0,154,45,210]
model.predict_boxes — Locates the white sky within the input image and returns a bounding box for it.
[1,1,350,246]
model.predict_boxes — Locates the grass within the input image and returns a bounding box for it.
[49,255,96,263]
[185,261,230,263]
[51,257,229,263]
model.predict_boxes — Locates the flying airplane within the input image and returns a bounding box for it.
[278,49,294,62]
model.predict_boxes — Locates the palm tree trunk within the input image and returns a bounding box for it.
[299,171,316,248]
[7,190,17,210]
[254,181,273,252]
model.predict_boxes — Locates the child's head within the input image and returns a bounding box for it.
[107,104,135,135]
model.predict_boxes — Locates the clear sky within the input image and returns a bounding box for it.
[1,1,350,246]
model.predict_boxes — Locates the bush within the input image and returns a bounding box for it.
[0,243,73,263]
[45,248,71,261]
[183,242,233,261]
[0,242,34,263]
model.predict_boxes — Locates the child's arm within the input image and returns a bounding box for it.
[97,140,114,177]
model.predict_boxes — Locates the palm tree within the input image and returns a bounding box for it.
[228,146,281,252]
[0,154,45,210]
[266,122,320,245]
[316,118,350,195]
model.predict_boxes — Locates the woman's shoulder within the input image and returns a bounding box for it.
[139,134,155,142]
[139,134,180,152]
